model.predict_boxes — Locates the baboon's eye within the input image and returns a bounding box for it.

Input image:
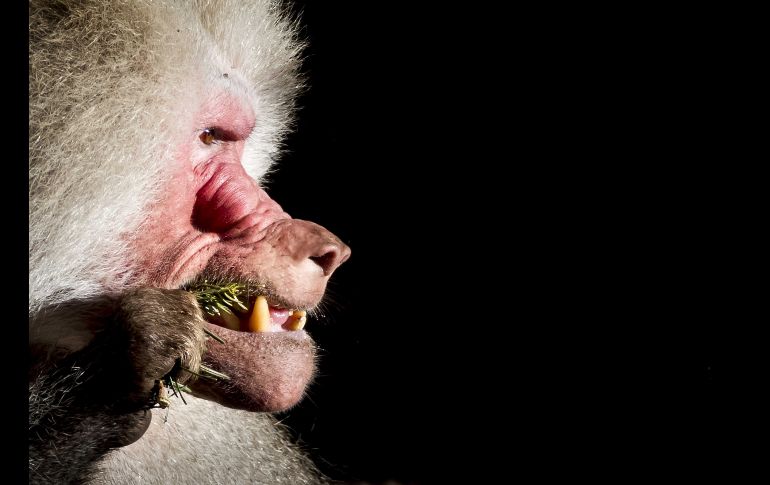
[200,128,217,145]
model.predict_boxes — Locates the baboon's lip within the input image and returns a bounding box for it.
[188,321,315,412]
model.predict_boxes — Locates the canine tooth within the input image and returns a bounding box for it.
[285,310,307,331]
[247,296,271,332]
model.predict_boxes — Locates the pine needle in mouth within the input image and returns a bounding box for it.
[187,280,259,344]
[186,281,251,319]
[203,328,226,344]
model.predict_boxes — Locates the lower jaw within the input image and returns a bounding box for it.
[187,323,316,412]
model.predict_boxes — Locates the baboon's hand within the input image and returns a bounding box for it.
[112,288,208,402]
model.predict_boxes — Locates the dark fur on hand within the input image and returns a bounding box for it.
[29,288,207,484]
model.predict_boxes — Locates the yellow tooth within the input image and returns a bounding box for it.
[219,310,241,331]
[285,310,307,331]
[246,296,271,332]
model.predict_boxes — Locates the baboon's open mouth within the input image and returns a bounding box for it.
[208,294,307,333]
[181,280,318,412]
[185,280,314,333]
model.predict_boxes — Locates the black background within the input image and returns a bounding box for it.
[269,3,534,483]
[263,3,748,483]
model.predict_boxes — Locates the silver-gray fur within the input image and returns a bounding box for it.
[94,395,324,485]
[29,1,328,483]
[30,0,303,317]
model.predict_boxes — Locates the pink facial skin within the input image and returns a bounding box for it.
[130,92,350,412]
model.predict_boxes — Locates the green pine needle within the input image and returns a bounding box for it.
[181,365,231,381]
[186,281,251,318]
[203,327,226,344]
